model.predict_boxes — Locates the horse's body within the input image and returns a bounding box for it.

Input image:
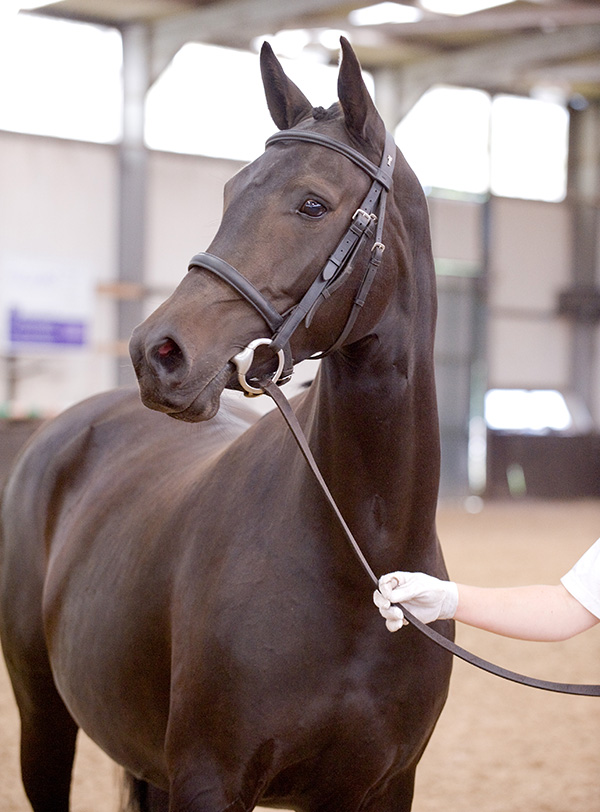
[0,40,452,812]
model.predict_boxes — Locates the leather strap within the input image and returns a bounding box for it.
[268,205,377,354]
[262,379,600,697]
[188,252,294,381]
[188,253,284,333]
[266,130,394,188]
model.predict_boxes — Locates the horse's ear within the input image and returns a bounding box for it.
[338,37,385,146]
[260,41,313,130]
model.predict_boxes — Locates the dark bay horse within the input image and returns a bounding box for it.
[0,39,452,812]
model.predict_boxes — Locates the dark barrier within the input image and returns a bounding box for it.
[486,431,600,499]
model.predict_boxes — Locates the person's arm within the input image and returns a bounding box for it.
[454,582,598,641]
[374,572,599,641]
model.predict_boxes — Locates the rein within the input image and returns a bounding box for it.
[262,380,600,698]
[192,127,600,697]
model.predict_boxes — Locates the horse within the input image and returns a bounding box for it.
[0,39,453,812]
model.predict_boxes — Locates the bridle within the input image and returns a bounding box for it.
[188,128,396,395]
[188,128,600,697]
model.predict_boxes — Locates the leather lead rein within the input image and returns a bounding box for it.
[262,379,600,698]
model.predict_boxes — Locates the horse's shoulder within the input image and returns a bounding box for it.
[7,388,265,501]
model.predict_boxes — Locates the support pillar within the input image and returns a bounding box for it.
[116,23,150,386]
[559,99,600,423]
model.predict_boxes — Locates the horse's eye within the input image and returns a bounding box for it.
[299,199,327,218]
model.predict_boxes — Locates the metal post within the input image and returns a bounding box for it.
[561,100,600,422]
[117,23,150,386]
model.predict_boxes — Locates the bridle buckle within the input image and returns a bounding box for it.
[353,208,377,224]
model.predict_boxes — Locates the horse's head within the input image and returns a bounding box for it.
[130,38,433,422]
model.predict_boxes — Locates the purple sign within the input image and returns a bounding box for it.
[10,309,87,346]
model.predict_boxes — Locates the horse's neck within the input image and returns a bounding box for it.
[300,327,440,574]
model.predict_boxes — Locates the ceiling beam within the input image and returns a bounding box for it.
[389,2,600,38]
[149,0,362,81]
[370,23,600,122]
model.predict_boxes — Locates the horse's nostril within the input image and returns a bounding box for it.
[157,339,177,358]
[152,338,185,374]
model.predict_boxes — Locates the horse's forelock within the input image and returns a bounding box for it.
[312,105,337,121]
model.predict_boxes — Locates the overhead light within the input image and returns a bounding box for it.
[349,3,423,26]
[420,0,517,15]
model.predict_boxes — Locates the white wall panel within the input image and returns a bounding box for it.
[428,196,481,262]
[489,197,570,312]
[0,132,118,415]
[146,151,244,302]
[487,197,574,393]
[488,317,570,390]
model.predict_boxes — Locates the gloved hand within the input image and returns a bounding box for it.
[373,571,459,632]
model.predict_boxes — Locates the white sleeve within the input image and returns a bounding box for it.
[560,538,600,620]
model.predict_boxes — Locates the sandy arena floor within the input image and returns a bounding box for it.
[1,499,599,811]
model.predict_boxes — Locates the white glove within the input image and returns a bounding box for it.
[373,589,407,632]
[373,571,459,632]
